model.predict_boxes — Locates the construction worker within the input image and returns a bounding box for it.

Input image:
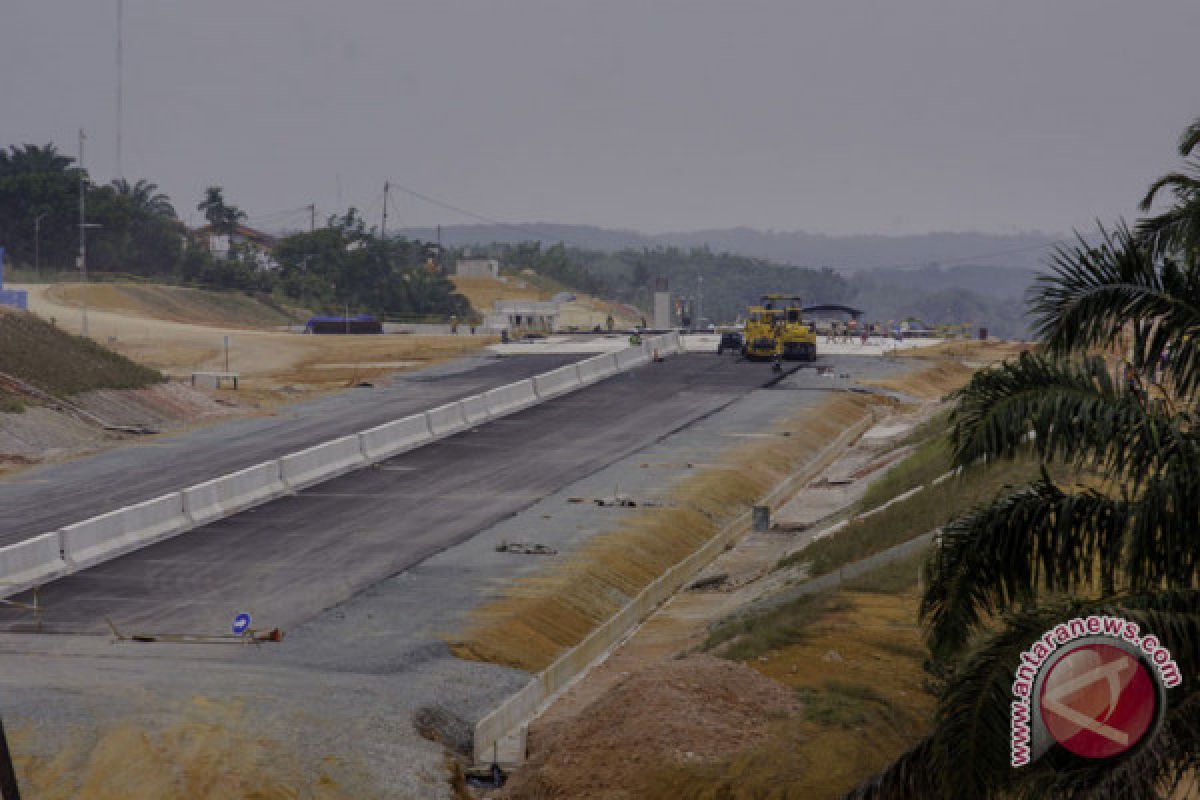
[606,314,614,332]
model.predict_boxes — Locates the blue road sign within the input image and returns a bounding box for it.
[232,613,251,635]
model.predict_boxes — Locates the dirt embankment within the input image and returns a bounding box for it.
[500,655,799,800]
[16,283,492,392]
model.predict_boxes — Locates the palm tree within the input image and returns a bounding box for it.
[850,139,1200,798]
[196,186,245,235]
[112,178,175,218]
[1138,115,1200,258]
[0,143,74,177]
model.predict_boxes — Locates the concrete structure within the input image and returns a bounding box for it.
[483,299,560,333]
[0,248,29,310]
[455,258,501,279]
[653,290,671,329]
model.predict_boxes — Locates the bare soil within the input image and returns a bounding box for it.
[498,655,799,800]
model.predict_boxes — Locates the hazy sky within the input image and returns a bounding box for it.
[2,0,1197,236]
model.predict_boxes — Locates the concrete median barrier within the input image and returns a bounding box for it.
[614,345,649,370]
[60,492,191,570]
[533,365,582,399]
[576,353,619,384]
[358,414,433,462]
[484,380,538,416]
[0,533,67,599]
[280,435,367,491]
[461,394,491,427]
[183,461,286,526]
[427,402,468,438]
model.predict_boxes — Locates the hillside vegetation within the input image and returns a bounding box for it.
[0,309,164,398]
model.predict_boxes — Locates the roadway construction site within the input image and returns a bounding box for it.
[0,289,1003,798]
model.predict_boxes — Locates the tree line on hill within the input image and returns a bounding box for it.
[457,241,854,325]
[0,143,468,318]
[458,241,1033,336]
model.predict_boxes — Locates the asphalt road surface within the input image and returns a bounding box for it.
[0,353,581,542]
[4,353,791,634]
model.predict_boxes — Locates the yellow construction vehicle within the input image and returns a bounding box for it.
[742,306,780,361]
[762,294,818,361]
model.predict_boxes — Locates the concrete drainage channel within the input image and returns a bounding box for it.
[0,333,683,603]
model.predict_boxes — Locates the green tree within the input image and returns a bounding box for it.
[112,178,175,218]
[0,143,83,270]
[274,210,468,317]
[197,186,246,237]
[851,126,1200,800]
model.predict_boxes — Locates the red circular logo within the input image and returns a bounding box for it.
[1038,642,1157,759]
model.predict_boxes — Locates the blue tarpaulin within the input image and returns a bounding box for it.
[0,247,29,310]
[303,315,382,334]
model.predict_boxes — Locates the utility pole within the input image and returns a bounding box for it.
[115,0,124,179]
[33,214,46,276]
[381,181,388,240]
[436,224,442,274]
[308,203,316,233]
[78,128,89,337]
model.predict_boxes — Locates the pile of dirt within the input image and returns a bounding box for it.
[499,654,799,800]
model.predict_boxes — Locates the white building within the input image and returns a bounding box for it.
[483,299,560,333]
[455,258,501,279]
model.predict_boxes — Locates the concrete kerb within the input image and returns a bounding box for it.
[280,435,368,491]
[483,379,538,416]
[183,461,287,527]
[533,365,582,399]
[576,353,620,385]
[472,405,878,766]
[60,492,191,571]
[0,533,68,600]
[358,414,434,462]
[461,394,491,427]
[427,401,468,438]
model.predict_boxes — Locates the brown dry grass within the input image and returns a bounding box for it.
[11,697,373,800]
[642,584,933,800]
[449,275,549,312]
[448,393,882,672]
[862,359,975,400]
[47,283,307,329]
[895,338,1030,363]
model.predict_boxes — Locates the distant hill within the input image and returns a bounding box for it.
[396,224,1063,272]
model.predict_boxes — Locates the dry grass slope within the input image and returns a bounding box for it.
[449,393,881,672]
[0,309,163,396]
[47,283,307,329]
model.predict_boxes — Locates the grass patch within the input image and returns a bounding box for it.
[785,453,1042,577]
[858,434,953,513]
[703,592,847,661]
[0,390,24,413]
[449,393,882,672]
[841,550,927,594]
[799,680,910,729]
[0,310,163,396]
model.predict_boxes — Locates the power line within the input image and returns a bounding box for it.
[384,180,567,244]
